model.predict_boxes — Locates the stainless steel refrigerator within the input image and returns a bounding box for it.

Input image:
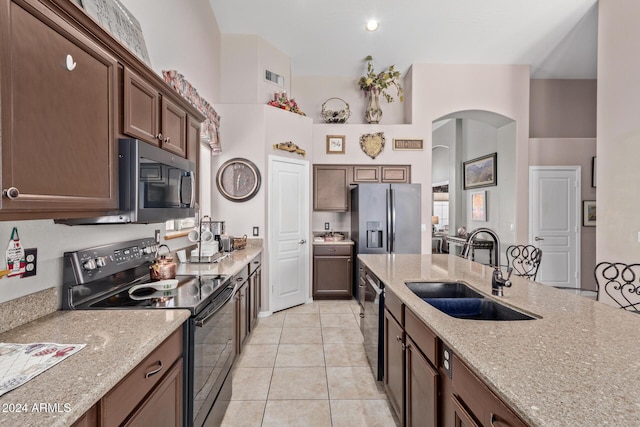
[351,183,422,257]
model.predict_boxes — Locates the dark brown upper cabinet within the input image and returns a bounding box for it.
[0,0,119,217]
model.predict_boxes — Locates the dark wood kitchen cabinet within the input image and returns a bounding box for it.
[313,165,351,211]
[248,254,262,332]
[313,244,353,299]
[0,0,205,220]
[380,286,527,427]
[0,0,118,216]
[384,306,405,422]
[451,353,527,427]
[234,266,250,355]
[352,165,411,183]
[123,68,187,157]
[313,164,411,211]
[101,327,183,427]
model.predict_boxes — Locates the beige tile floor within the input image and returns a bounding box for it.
[220,300,401,427]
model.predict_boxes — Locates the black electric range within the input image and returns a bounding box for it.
[62,238,236,427]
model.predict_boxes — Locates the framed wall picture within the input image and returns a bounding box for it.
[463,152,497,189]
[583,200,596,226]
[326,135,345,154]
[471,191,487,221]
[393,138,424,150]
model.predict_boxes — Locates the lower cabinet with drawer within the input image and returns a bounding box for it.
[313,244,353,299]
[72,327,184,427]
[381,286,527,427]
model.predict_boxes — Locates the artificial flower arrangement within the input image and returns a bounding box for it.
[267,92,306,116]
[358,55,404,103]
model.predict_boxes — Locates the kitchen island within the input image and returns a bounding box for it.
[359,253,640,427]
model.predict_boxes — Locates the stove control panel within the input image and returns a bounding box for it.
[64,238,159,284]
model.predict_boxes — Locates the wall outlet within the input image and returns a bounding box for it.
[253,226,259,237]
[21,248,37,278]
[324,222,330,230]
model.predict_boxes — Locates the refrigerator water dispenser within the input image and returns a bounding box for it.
[366,221,384,248]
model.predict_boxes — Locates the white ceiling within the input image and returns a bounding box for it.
[209,0,599,79]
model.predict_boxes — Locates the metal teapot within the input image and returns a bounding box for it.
[150,244,177,280]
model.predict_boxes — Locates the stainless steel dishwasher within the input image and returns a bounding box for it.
[359,266,384,381]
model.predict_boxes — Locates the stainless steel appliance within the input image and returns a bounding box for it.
[62,238,234,427]
[353,183,420,381]
[359,265,384,381]
[58,139,196,224]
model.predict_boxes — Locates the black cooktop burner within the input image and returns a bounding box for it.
[87,275,229,313]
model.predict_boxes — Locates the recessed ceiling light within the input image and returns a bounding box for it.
[366,20,379,32]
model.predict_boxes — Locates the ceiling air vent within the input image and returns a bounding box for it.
[265,70,284,87]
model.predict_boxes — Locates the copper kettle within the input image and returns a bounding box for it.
[150,244,177,280]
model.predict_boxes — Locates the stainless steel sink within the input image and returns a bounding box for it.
[405,281,536,321]
[405,281,485,299]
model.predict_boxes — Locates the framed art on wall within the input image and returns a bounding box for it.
[392,138,424,150]
[326,135,345,154]
[583,200,596,226]
[463,153,497,189]
[471,191,487,221]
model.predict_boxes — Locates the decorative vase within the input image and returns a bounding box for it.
[365,90,383,124]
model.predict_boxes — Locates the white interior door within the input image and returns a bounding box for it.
[269,156,310,312]
[529,166,580,289]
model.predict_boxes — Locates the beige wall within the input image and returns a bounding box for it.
[597,0,640,268]
[530,80,597,138]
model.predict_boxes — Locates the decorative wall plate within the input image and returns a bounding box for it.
[216,158,261,202]
[360,132,385,159]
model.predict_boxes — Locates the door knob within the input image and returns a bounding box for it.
[299,239,307,244]
[534,236,544,241]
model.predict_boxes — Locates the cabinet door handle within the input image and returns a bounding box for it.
[2,187,19,199]
[156,133,164,141]
[65,54,77,71]
[164,137,171,144]
[144,360,163,379]
[534,236,544,241]
[396,335,402,342]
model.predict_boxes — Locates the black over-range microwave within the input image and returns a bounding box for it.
[59,139,196,224]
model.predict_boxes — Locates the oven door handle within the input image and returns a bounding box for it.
[195,284,236,327]
[365,274,383,296]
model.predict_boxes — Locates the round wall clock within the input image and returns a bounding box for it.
[216,158,261,202]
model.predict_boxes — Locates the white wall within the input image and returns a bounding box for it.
[409,64,530,244]
[220,35,292,105]
[293,76,405,125]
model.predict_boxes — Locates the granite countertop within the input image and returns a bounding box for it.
[176,243,262,277]
[0,309,190,427]
[358,253,640,427]
[312,238,354,246]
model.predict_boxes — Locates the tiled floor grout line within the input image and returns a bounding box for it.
[223,301,398,426]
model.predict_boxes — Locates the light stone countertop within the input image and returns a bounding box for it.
[312,238,354,246]
[0,309,190,427]
[176,243,262,277]
[359,253,640,427]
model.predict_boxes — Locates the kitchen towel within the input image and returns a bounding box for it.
[0,342,86,397]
